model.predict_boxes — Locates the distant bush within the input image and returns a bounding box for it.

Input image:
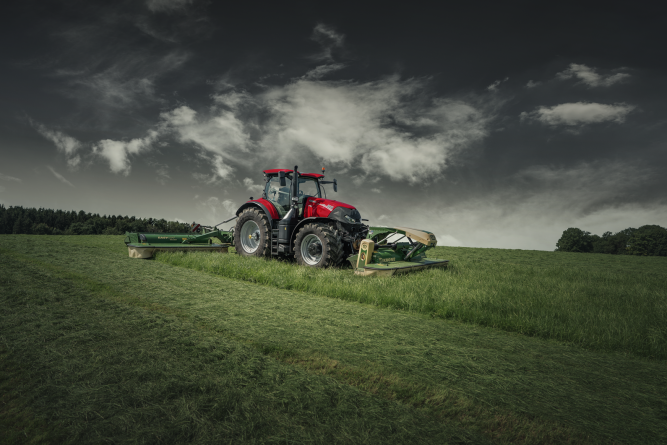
[556,225,667,256]
[555,228,594,253]
[31,222,53,235]
[626,225,667,256]
[102,226,123,235]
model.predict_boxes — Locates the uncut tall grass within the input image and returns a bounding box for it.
[156,248,667,359]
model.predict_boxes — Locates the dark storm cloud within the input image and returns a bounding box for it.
[145,0,193,13]
[1,1,666,249]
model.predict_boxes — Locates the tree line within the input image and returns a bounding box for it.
[0,205,190,235]
[556,225,667,256]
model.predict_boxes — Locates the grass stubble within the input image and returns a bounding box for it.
[1,235,666,444]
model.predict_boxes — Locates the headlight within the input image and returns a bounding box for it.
[344,215,357,223]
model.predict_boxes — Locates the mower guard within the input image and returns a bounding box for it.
[354,258,449,277]
[351,226,448,277]
[124,231,232,259]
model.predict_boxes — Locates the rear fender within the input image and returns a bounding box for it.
[236,201,277,224]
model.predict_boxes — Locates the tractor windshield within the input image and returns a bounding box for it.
[265,176,292,217]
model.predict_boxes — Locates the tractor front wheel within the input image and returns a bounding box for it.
[234,208,271,257]
[294,223,343,268]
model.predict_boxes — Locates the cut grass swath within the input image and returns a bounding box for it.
[0,249,481,445]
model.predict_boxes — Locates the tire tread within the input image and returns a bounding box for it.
[234,208,271,257]
[295,222,344,267]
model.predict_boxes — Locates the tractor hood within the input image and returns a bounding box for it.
[304,197,362,224]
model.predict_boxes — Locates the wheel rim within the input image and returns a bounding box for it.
[240,220,261,253]
[301,233,323,265]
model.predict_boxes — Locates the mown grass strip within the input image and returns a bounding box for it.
[2,236,666,444]
[154,246,667,360]
[0,249,482,445]
[0,247,593,445]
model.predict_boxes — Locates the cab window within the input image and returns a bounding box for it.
[297,177,321,200]
[264,175,321,218]
[265,176,292,217]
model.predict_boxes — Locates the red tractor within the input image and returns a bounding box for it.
[233,166,367,267]
[124,164,446,275]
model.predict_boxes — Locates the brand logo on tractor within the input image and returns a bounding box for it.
[319,204,334,211]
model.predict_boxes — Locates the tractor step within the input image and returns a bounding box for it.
[271,229,279,255]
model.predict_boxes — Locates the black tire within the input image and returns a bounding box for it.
[234,208,271,257]
[294,222,344,268]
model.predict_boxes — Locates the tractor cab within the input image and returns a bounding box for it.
[263,170,323,218]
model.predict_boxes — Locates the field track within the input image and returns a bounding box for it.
[1,235,666,444]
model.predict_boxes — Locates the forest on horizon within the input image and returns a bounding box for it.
[0,204,189,236]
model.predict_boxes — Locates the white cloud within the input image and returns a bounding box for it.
[212,155,234,180]
[310,24,344,62]
[31,121,82,168]
[47,166,75,187]
[556,63,630,87]
[221,199,237,215]
[93,130,159,175]
[243,177,264,194]
[60,51,189,111]
[525,80,541,88]
[192,155,234,184]
[161,105,250,159]
[77,75,155,108]
[0,173,22,182]
[521,102,635,127]
[90,76,490,184]
[487,77,508,91]
[155,167,170,185]
[370,188,381,193]
[303,63,346,80]
[146,0,193,12]
[261,76,489,183]
[195,196,238,226]
[147,160,170,185]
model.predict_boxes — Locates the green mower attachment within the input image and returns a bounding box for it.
[349,226,448,277]
[124,229,233,259]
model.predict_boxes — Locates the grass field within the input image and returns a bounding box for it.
[1,235,666,444]
[157,245,667,360]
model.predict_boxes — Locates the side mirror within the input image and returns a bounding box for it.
[334,179,337,192]
[279,171,286,187]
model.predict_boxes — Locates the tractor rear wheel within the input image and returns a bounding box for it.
[294,223,344,268]
[234,208,271,257]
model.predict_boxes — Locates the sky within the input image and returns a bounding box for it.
[1,0,666,250]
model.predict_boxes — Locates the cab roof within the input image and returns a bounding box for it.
[263,169,324,179]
